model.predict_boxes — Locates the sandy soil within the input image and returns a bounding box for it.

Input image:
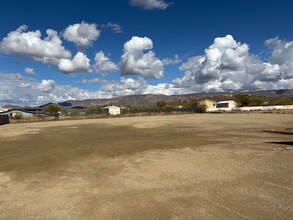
[0,114,292,219]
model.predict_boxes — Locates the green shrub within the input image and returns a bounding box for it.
[12,112,23,120]
[197,104,207,113]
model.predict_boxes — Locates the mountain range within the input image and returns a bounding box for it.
[3,89,293,110]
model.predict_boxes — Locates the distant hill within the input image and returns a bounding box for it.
[53,89,293,109]
[3,89,293,109]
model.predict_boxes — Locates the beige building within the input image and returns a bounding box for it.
[102,106,121,116]
[199,99,217,110]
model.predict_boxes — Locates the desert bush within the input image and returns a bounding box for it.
[86,106,102,115]
[197,104,207,113]
[43,105,61,115]
[11,112,23,120]
[235,94,250,107]
[156,101,167,109]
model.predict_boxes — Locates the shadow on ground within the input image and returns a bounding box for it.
[266,141,293,146]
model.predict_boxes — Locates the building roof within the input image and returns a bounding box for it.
[202,99,216,102]
[0,109,34,114]
[217,100,236,104]
[102,106,120,109]
[0,108,10,113]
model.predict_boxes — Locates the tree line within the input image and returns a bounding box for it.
[40,95,293,116]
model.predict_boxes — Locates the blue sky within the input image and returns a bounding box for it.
[0,0,293,106]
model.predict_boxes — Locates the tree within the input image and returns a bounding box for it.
[272,98,293,105]
[42,105,61,118]
[60,108,68,116]
[249,97,265,106]
[197,104,207,113]
[12,112,23,120]
[182,100,193,108]
[235,94,250,107]
[156,101,167,109]
[86,106,102,115]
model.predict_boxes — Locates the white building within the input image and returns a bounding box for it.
[216,100,237,109]
[102,106,121,116]
[0,109,34,118]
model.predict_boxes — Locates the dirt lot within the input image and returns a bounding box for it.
[0,114,292,219]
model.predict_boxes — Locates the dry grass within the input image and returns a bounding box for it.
[9,109,293,124]
[10,115,105,123]
[1,114,293,219]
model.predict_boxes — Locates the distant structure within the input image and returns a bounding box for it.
[204,100,237,112]
[0,108,10,113]
[0,109,34,118]
[216,100,237,110]
[199,99,217,109]
[102,106,121,116]
[204,99,293,112]
[235,105,293,112]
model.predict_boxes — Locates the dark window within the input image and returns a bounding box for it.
[217,103,229,108]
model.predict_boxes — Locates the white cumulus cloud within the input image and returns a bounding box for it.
[80,77,105,84]
[265,37,293,79]
[25,67,35,75]
[58,52,90,73]
[38,79,55,92]
[120,36,164,79]
[94,51,118,73]
[144,83,182,95]
[174,35,293,92]
[63,22,100,50]
[0,25,71,63]
[102,77,147,97]
[129,0,172,10]
[0,25,95,74]
[101,22,123,33]
[162,54,182,65]
[0,73,109,106]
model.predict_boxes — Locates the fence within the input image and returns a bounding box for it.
[0,115,10,125]
[235,105,293,111]
[121,107,198,114]
[207,105,293,112]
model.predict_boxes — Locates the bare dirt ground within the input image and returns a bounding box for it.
[0,114,292,220]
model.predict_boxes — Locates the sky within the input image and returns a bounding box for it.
[0,0,293,106]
